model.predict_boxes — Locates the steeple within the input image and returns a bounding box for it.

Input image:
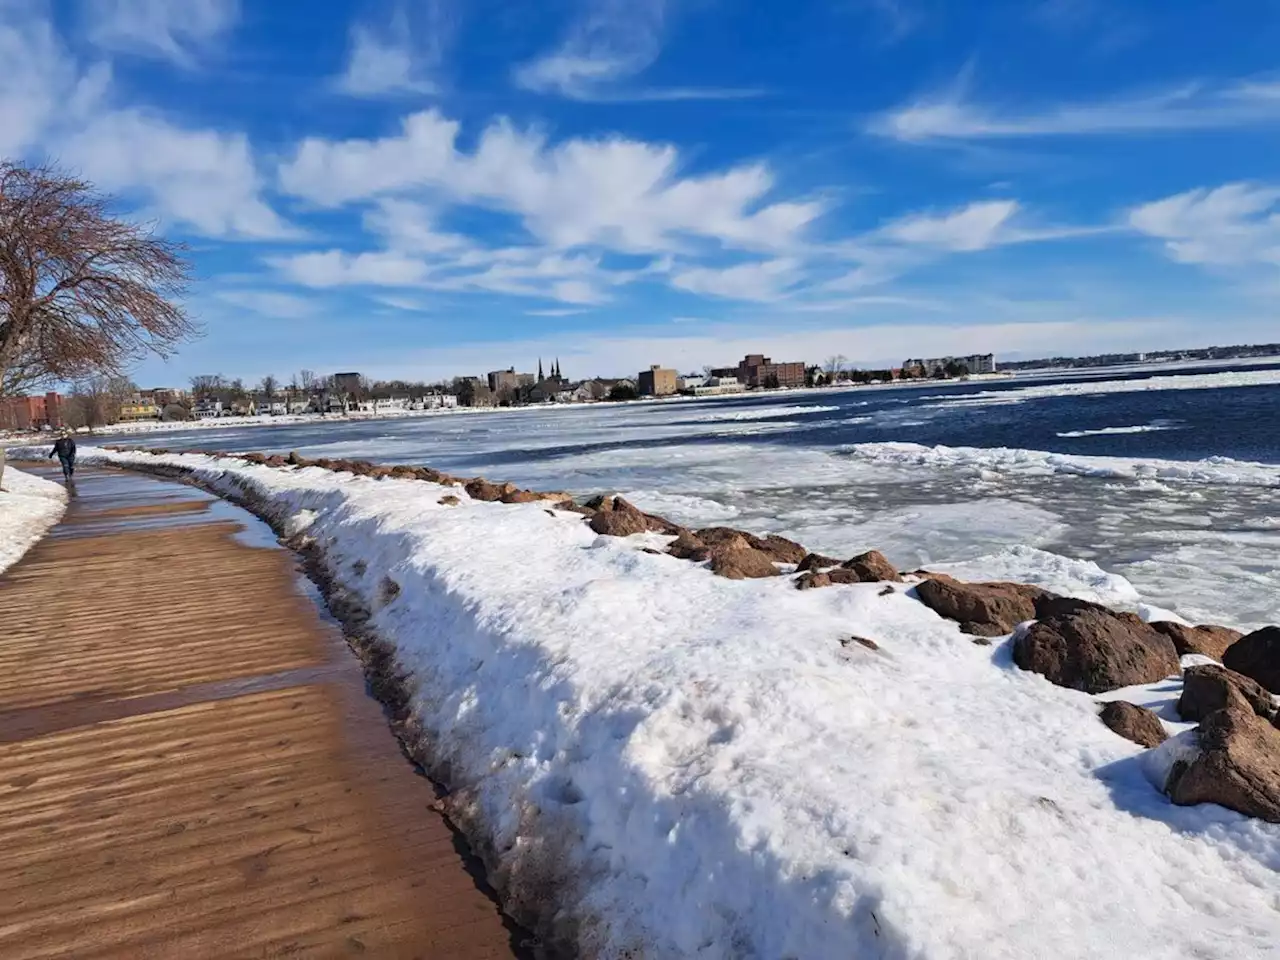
[554,358,561,379]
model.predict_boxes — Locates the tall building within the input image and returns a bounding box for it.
[637,365,679,397]
[0,392,64,431]
[733,354,806,389]
[488,369,519,393]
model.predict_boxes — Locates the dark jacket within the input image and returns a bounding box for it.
[49,437,77,461]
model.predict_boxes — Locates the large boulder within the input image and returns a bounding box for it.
[1179,664,1278,724]
[589,502,651,537]
[465,478,519,502]
[915,577,1049,637]
[695,527,806,565]
[1151,621,1243,661]
[709,545,780,580]
[840,550,901,583]
[1012,603,1180,694]
[1222,627,1280,693]
[667,531,710,561]
[1099,701,1168,748]
[1165,687,1280,823]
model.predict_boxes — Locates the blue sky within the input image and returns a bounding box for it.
[5,0,1280,385]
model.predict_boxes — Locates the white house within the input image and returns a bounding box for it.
[693,377,746,396]
[192,400,223,419]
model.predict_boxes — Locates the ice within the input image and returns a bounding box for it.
[683,404,842,422]
[55,445,1280,959]
[1056,422,1181,438]
[928,367,1280,410]
[843,441,1280,488]
[0,463,67,574]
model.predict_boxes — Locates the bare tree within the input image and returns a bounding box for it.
[259,375,278,399]
[824,354,848,377]
[0,161,195,391]
[298,369,317,393]
[190,374,226,398]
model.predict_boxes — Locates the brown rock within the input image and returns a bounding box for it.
[413,466,446,483]
[286,450,304,466]
[796,553,841,573]
[1165,687,1280,822]
[757,535,807,565]
[840,550,902,583]
[1151,621,1243,660]
[668,531,710,562]
[842,635,880,651]
[388,465,418,479]
[1179,664,1277,724]
[1013,603,1180,694]
[464,478,507,502]
[708,545,780,580]
[915,577,1048,636]
[439,495,461,506]
[264,455,288,467]
[1222,627,1280,693]
[500,490,545,504]
[241,452,267,464]
[795,569,865,590]
[589,510,650,537]
[1099,701,1168,748]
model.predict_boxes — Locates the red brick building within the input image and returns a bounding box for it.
[734,354,806,389]
[0,392,64,431]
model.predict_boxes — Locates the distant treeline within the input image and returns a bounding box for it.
[1000,343,1280,371]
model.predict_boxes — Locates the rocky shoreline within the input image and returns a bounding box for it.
[109,445,1280,825]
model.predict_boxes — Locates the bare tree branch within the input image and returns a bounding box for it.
[0,160,196,391]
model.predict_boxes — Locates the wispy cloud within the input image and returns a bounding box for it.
[513,0,760,102]
[870,76,1280,142]
[337,2,448,98]
[81,0,239,66]
[1128,183,1280,267]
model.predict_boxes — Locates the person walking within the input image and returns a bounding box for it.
[48,433,77,480]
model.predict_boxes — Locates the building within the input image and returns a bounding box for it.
[637,365,679,397]
[692,377,745,396]
[728,354,806,389]
[192,399,223,419]
[119,397,160,421]
[332,372,362,397]
[0,392,64,431]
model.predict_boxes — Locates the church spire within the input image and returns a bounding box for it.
[538,357,544,381]
[554,357,561,379]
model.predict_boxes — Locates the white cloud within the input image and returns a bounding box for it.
[279,109,823,254]
[337,4,446,98]
[62,109,294,240]
[870,78,1280,142]
[670,259,802,301]
[273,251,431,289]
[881,200,1020,251]
[513,0,758,102]
[82,0,238,65]
[1128,183,1280,267]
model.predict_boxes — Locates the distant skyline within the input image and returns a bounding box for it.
[5,0,1280,383]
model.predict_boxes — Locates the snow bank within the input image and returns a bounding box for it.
[0,463,67,574]
[59,446,1280,957]
[844,441,1280,488]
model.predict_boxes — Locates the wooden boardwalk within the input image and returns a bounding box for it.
[0,466,527,959]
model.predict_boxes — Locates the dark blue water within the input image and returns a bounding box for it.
[123,362,1280,470]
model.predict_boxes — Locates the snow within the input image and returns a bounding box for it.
[48,445,1280,959]
[925,545,1142,608]
[0,462,67,574]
